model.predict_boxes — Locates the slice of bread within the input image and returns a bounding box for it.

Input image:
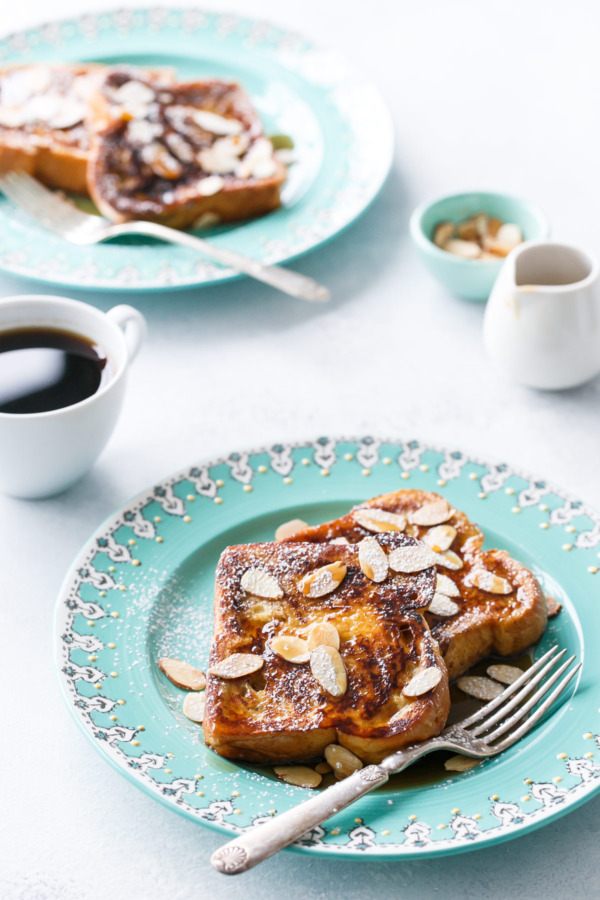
[284,489,548,680]
[87,69,286,227]
[0,64,104,194]
[203,537,450,766]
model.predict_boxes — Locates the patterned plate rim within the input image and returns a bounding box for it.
[54,436,600,859]
[0,8,394,291]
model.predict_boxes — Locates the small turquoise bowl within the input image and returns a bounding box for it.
[410,191,551,302]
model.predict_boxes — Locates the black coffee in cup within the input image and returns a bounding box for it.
[0,327,110,414]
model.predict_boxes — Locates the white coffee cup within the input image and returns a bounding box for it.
[0,294,146,498]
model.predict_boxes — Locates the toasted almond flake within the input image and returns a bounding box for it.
[428,593,460,617]
[324,744,363,779]
[240,567,283,599]
[546,594,562,617]
[353,508,407,533]
[388,544,438,573]
[191,109,243,135]
[436,549,464,571]
[182,691,206,723]
[424,524,457,552]
[444,754,482,772]
[307,622,340,651]
[330,536,350,545]
[468,570,513,594]
[315,761,332,774]
[487,664,523,685]
[198,174,225,196]
[457,675,505,700]
[270,635,310,664]
[402,666,443,698]
[433,221,455,248]
[158,658,206,691]
[273,766,322,788]
[409,499,452,527]
[208,653,264,679]
[310,645,347,697]
[358,537,389,582]
[275,518,309,541]
[404,523,419,537]
[299,561,347,598]
[436,573,460,597]
[445,238,481,259]
[496,223,522,248]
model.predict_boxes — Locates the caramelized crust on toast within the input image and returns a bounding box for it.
[87,69,286,227]
[0,64,104,193]
[203,538,450,765]
[286,489,548,680]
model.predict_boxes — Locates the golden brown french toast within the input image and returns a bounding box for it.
[87,69,286,227]
[285,490,548,680]
[0,64,105,194]
[203,537,450,766]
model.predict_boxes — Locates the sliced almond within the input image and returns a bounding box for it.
[270,635,310,664]
[487,217,502,237]
[182,691,206,723]
[402,666,443,697]
[457,220,479,242]
[424,524,457,552]
[496,223,522,248]
[315,761,332,774]
[436,573,460,597]
[158,657,206,691]
[275,519,309,541]
[310,645,347,697]
[433,221,455,248]
[240,567,283,600]
[445,238,481,259]
[444,754,481,772]
[208,653,264,680]
[409,499,452,527]
[468,570,513,594]
[546,594,562,617]
[299,561,347,598]
[353,508,407,533]
[358,536,389,582]
[330,536,350,545]
[487,664,523,685]
[324,744,363,779]
[436,550,464,571]
[307,622,340,651]
[388,544,438,573]
[273,766,322,789]
[428,593,459,617]
[457,675,505,700]
[191,109,243,135]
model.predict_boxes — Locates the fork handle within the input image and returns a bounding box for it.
[107,221,330,303]
[210,764,389,874]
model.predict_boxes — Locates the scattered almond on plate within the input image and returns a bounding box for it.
[433,213,523,260]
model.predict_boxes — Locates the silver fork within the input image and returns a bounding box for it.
[211,646,580,874]
[0,170,330,303]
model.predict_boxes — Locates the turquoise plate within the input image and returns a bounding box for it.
[55,438,600,859]
[0,9,393,292]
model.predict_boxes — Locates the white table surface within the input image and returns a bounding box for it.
[2,1,600,897]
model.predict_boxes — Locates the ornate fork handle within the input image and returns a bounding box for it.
[106,221,330,303]
[210,741,442,875]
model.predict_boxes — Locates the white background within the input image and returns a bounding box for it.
[2,1,600,898]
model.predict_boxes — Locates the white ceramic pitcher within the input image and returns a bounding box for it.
[483,240,600,390]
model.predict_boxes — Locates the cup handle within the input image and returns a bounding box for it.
[106,305,147,363]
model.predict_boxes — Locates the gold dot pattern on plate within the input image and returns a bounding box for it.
[557,753,567,759]
[566,525,576,533]
[382,830,390,836]
[437,479,446,486]
[119,586,126,592]
[563,544,573,551]
[100,591,106,597]
[469,473,478,480]
[244,484,253,492]
[512,507,521,514]
[94,683,101,690]
[108,642,115,649]
[214,497,223,505]
[111,612,120,619]
[584,732,593,739]
[258,465,268,473]
[165,769,172,774]
[505,487,515,495]
[132,559,140,566]
[383,458,392,465]
[132,740,140,746]
[183,515,192,523]
[110,671,118,678]
[362,468,371,476]
[588,567,598,574]
[474,814,482,820]
[301,459,310,466]
[539,503,549,511]
[187,494,195,501]
[408,815,417,821]
[156,536,164,543]
[198,791,204,796]
[283,478,292,484]
[195,774,203,780]
[154,516,162,523]
[521,795,530,802]
[216,479,224,487]
[539,523,549,530]
[128,539,136,546]
[401,472,410,480]
[321,469,330,476]
[331,829,340,835]
[452,807,460,814]
[89,655,96,662]
[554,777,562,783]
[110,715,117,721]
[438,824,446,830]
[491,795,499,801]
[479,492,487,499]
[117,700,125,706]
[420,464,429,471]
[109,566,115,572]
[344,453,353,461]
[585,752,594,759]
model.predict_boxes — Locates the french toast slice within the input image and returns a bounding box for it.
[203,537,450,766]
[284,490,548,680]
[87,69,286,228]
[0,64,105,194]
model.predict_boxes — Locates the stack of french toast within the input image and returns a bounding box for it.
[201,489,550,773]
[0,63,285,227]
